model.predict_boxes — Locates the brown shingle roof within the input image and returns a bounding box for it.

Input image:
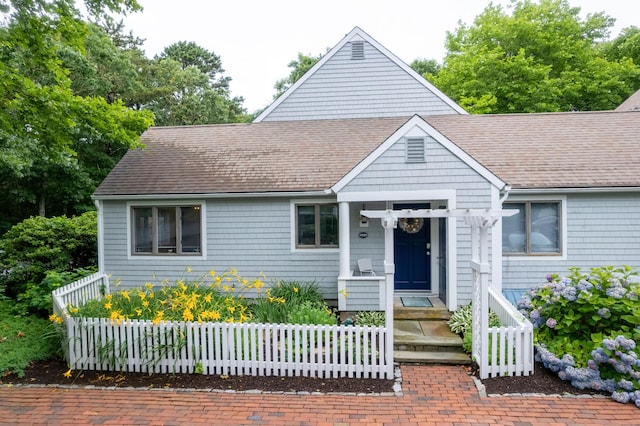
[94,111,640,197]
[426,110,640,189]
[94,117,407,196]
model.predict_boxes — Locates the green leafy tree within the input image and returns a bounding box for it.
[601,26,640,66]
[159,40,230,89]
[273,52,322,99]
[145,42,248,126]
[432,0,640,113]
[410,57,441,78]
[0,0,153,231]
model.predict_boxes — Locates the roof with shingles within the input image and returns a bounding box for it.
[94,110,640,197]
[426,110,640,189]
[94,117,407,196]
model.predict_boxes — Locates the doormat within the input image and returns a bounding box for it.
[401,297,432,307]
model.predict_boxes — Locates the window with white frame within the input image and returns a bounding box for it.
[503,201,561,255]
[132,205,202,255]
[295,204,338,248]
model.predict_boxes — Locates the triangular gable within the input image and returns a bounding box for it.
[254,27,467,122]
[331,115,506,193]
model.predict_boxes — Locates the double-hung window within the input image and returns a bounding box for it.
[296,204,338,248]
[132,206,202,255]
[503,201,561,255]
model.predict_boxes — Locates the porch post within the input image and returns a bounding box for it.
[479,225,490,378]
[338,202,351,311]
[382,216,396,379]
[338,202,351,278]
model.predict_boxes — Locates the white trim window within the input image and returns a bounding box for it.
[295,203,339,248]
[131,205,202,255]
[503,201,562,256]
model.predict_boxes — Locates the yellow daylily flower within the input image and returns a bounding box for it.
[63,369,72,378]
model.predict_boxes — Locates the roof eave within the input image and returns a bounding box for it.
[92,189,334,201]
[509,186,640,194]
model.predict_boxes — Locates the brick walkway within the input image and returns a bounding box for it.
[1,365,637,425]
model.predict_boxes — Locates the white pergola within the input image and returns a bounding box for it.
[360,207,517,377]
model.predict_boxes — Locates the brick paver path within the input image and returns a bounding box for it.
[1,365,637,425]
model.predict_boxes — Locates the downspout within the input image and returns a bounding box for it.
[499,185,512,206]
[94,200,104,273]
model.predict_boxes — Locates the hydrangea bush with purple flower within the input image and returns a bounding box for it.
[518,266,640,407]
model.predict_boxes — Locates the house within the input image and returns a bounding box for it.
[93,27,640,314]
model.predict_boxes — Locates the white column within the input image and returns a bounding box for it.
[338,202,351,278]
[479,225,490,379]
[382,216,396,379]
[337,202,351,312]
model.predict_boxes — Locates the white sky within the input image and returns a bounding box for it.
[121,0,640,113]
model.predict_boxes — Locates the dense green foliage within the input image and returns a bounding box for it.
[519,266,640,367]
[519,266,640,406]
[0,299,61,378]
[0,212,98,315]
[0,2,249,233]
[249,280,331,324]
[146,41,248,126]
[354,311,386,327]
[601,26,640,66]
[430,0,640,113]
[0,0,154,231]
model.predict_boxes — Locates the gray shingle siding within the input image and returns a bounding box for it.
[261,42,459,121]
[502,192,640,292]
[102,198,341,297]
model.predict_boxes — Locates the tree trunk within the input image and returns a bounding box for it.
[39,194,45,217]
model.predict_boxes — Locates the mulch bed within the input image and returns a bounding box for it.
[1,358,393,393]
[1,358,608,396]
[479,361,608,396]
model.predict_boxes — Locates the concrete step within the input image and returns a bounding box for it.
[394,350,471,364]
[394,307,451,321]
[394,319,464,352]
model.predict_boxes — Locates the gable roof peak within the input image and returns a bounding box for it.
[254,27,467,122]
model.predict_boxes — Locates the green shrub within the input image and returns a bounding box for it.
[269,280,324,306]
[0,211,97,312]
[15,268,95,317]
[250,280,326,324]
[447,303,500,335]
[287,301,336,325]
[519,266,640,405]
[0,300,61,377]
[448,303,501,354]
[519,266,640,367]
[355,311,386,327]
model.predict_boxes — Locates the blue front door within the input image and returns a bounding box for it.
[394,203,431,291]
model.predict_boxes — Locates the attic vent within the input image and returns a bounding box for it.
[351,41,365,60]
[406,137,425,163]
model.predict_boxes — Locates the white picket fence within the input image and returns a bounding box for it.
[486,287,534,377]
[52,273,391,379]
